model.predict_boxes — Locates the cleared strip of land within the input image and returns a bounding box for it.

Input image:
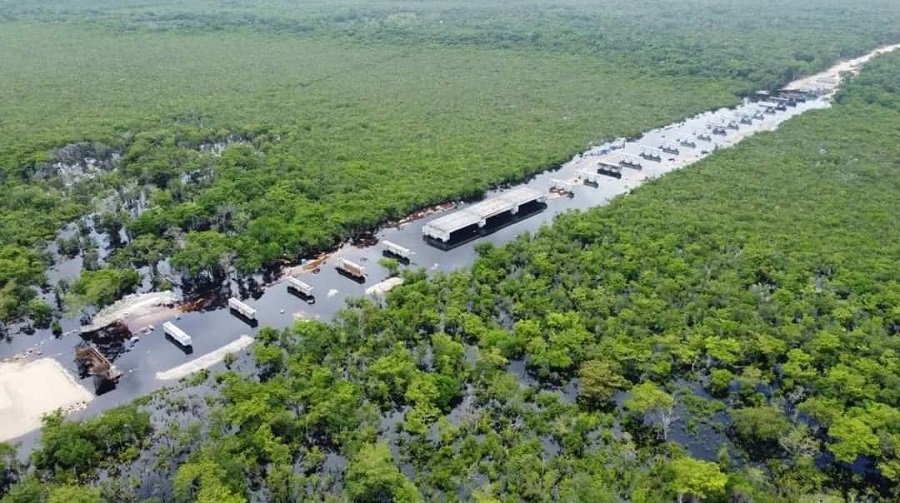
[155,335,255,381]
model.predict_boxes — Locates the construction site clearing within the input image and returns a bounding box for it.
[0,92,815,442]
[2,45,879,443]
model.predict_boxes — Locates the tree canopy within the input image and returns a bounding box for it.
[2,0,900,322]
[2,1,900,502]
[6,51,900,501]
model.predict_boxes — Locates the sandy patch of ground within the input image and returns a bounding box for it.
[281,252,333,279]
[155,335,255,381]
[0,358,94,442]
[292,309,319,322]
[365,277,404,297]
[83,291,178,333]
[385,201,458,227]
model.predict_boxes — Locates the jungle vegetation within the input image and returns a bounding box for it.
[2,0,900,324]
[3,48,900,503]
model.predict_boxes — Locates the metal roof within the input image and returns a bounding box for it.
[425,210,483,235]
[423,187,544,239]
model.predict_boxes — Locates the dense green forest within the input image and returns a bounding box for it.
[3,0,900,89]
[4,49,900,503]
[2,0,900,324]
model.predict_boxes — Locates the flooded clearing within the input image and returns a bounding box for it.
[2,43,899,444]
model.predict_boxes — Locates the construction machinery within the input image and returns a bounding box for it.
[578,169,603,186]
[659,141,680,155]
[75,345,123,393]
[596,161,623,178]
[549,178,576,196]
[619,157,643,170]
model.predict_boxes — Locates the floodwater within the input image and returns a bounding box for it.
[1,44,890,444]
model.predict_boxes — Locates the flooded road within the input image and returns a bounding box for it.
[1,45,892,444]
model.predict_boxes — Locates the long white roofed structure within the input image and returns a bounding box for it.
[163,322,193,347]
[382,240,413,260]
[578,168,604,185]
[287,276,314,296]
[228,297,257,320]
[422,187,546,243]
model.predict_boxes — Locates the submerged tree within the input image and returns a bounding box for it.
[577,359,630,407]
[0,443,22,498]
[346,443,422,503]
[624,381,676,441]
[669,457,728,503]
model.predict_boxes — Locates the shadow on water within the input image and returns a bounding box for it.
[666,380,737,463]
[287,287,317,304]
[238,276,266,301]
[381,249,411,264]
[180,281,231,313]
[506,359,540,389]
[164,334,194,355]
[335,268,367,284]
[351,232,378,248]
[93,376,118,396]
[228,308,259,328]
